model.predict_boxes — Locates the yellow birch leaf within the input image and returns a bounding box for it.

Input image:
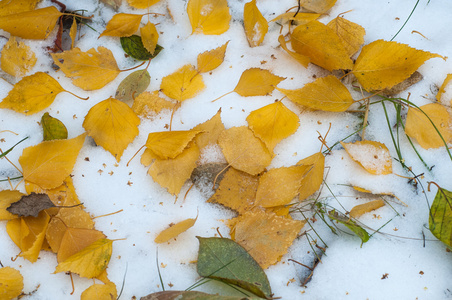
[243,0,268,47]
[148,143,200,195]
[297,152,324,201]
[256,165,312,208]
[327,17,365,57]
[132,91,174,118]
[140,21,159,54]
[55,238,113,278]
[192,109,225,149]
[0,72,68,115]
[277,75,354,112]
[278,35,310,68]
[6,210,50,262]
[100,13,142,38]
[83,98,140,162]
[57,228,106,263]
[229,210,305,269]
[291,21,353,71]
[127,0,160,9]
[160,64,205,101]
[1,36,37,77]
[0,267,24,299]
[266,205,293,218]
[51,47,120,91]
[19,133,86,189]
[349,199,385,219]
[208,167,258,214]
[0,0,39,17]
[69,17,77,49]
[197,41,229,73]
[300,0,337,13]
[247,101,300,153]
[0,6,63,39]
[233,68,285,97]
[155,216,197,243]
[270,12,320,24]
[145,130,201,159]
[341,141,393,175]
[436,74,452,103]
[218,126,272,175]
[405,103,452,149]
[0,190,24,220]
[81,282,117,300]
[187,0,231,35]
[141,148,155,167]
[353,40,443,91]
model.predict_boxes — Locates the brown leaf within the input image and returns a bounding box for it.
[7,192,55,217]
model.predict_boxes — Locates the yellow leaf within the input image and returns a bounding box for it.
[81,282,117,300]
[155,216,197,243]
[145,130,201,159]
[0,72,67,115]
[192,109,225,149]
[19,134,86,189]
[243,0,268,47]
[132,91,174,118]
[405,103,452,149]
[160,64,205,101]
[256,165,312,207]
[197,41,229,73]
[187,0,231,35]
[341,141,393,175]
[229,210,305,268]
[349,199,385,219]
[300,0,337,13]
[353,40,442,91]
[69,17,77,49]
[297,152,324,201]
[140,21,159,54]
[148,143,200,195]
[100,13,142,38]
[218,126,272,175]
[327,17,365,57]
[55,239,113,278]
[127,0,160,9]
[0,6,63,39]
[0,190,24,220]
[436,74,452,103]
[278,35,310,68]
[0,267,24,299]
[270,12,320,24]
[247,101,299,153]
[83,98,140,162]
[0,0,39,17]
[233,68,285,97]
[291,20,353,71]
[57,228,106,263]
[1,36,37,77]
[51,47,120,91]
[208,167,258,214]
[277,75,354,112]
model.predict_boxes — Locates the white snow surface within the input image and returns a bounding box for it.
[1,0,452,299]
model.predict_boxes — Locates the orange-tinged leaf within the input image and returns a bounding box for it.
[155,216,197,243]
[349,199,385,219]
[0,267,24,299]
[187,0,231,35]
[19,134,86,189]
[192,109,225,149]
[55,238,113,278]
[247,101,299,153]
[145,130,201,159]
[81,282,117,300]
[270,12,320,24]
[58,228,106,263]
[341,141,393,175]
[243,0,268,47]
[148,143,200,195]
[218,126,272,175]
[0,72,66,115]
[277,75,354,112]
[51,47,120,91]
[256,165,312,207]
[327,17,365,57]
[291,21,353,71]
[300,0,337,13]
[140,21,159,54]
[405,103,452,149]
[233,68,285,97]
[229,210,305,268]
[127,0,160,9]
[197,41,229,73]
[0,6,63,39]
[297,152,324,201]
[160,64,205,101]
[436,74,452,103]
[99,13,142,37]
[1,36,37,77]
[0,190,24,220]
[0,0,39,17]
[83,98,140,162]
[278,35,309,68]
[69,17,77,49]
[132,91,174,118]
[353,40,443,91]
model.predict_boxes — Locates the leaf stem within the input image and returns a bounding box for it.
[120,61,148,72]
[63,90,89,100]
[211,91,234,103]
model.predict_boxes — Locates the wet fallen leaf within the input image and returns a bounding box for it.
[327,17,365,57]
[197,41,229,73]
[0,36,37,77]
[132,91,174,117]
[57,228,106,263]
[120,35,163,61]
[81,282,117,300]
[429,185,452,248]
[41,112,68,141]
[278,35,310,68]
[0,267,24,299]
[328,210,369,245]
[155,216,197,243]
[187,0,231,35]
[233,68,285,97]
[116,70,151,104]
[341,140,393,175]
[7,192,55,217]
[99,13,143,38]
[160,64,205,101]
[349,199,385,219]
[243,0,268,47]
[144,130,201,159]
[297,152,325,201]
[140,21,159,55]
[127,0,160,9]
[300,0,337,13]
[192,109,225,149]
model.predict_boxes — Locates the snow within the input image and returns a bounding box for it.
[1,0,452,299]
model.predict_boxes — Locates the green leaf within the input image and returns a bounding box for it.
[120,35,163,61]
[429,185,452,248]
[115,69,151,103]
[41,112,68,141]
[328,210,369,246]
[141,291,263,300]
[196,237,272,299]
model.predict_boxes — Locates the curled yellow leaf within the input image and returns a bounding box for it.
[243,0,268,47]
[436,74,452,103]
[100,13,143,38]
[160,64,205,101]
[341,141,393,175]
[155,216,197,243]
[278,35,310,68]
[349,199,385,219]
